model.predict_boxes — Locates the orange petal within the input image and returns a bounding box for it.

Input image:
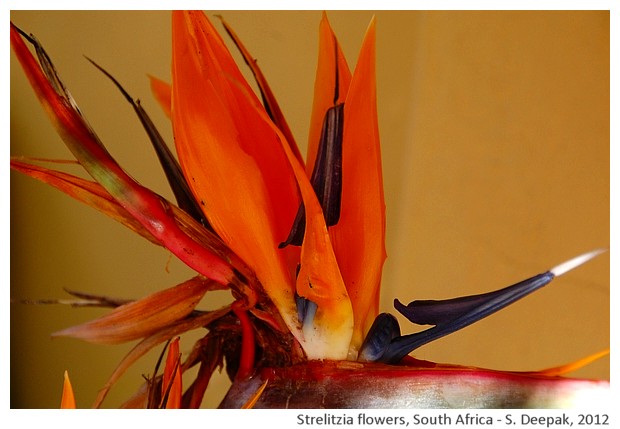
[149,75,172,118]
[60,370,76,409]
[248,86,354,360]
[171,11,300,332]
[330,18,387,352]
[162,337,183,408]
[526,348,610,377]
[53,276,216,344]
[306,12,352,176]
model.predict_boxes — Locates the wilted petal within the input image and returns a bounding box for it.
[93,305,231,408]
[161,337,182,408]
[181,334,225,408]
[53,276,217,344]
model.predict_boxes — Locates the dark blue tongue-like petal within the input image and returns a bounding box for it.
[380,271,555,363]
[280,104,344,247]
[358,313,401,362]
[393,271,555,326]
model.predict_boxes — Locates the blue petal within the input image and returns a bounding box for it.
[280,104,344,247]
[358,313,400,362]
[380,271,555,363]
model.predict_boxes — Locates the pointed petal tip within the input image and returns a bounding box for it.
[61,370,76,408]
[535,348,610,377]
[363,15,377,39]
[550,248,608,277]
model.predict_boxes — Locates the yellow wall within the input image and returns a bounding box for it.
[10,10,609,408]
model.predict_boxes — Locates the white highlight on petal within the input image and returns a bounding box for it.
[550,248,607,277]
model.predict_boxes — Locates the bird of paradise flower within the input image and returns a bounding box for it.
[10,10,609,408]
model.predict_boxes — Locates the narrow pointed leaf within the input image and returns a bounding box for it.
[53,276,217,344]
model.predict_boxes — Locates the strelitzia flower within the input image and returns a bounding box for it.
[11,11,609,408]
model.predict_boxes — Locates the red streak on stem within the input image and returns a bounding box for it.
[232,301,256,380]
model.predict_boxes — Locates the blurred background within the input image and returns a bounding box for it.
[10,10,609,408]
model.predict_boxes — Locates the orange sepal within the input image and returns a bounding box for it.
[525,348,611,377]
[60,370,76,409]
[330,18,387,352]
[171,11,300,333]
[161,337,183,408]
[149,75,172,118]
[250,91,354,359]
